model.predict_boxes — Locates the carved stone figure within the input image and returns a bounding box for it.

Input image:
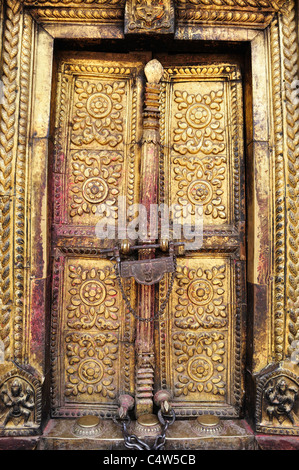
[0,378,35,427]
[265,378,298,425]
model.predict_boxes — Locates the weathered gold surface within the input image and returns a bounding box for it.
[0,0,299,443]
[137,413,159,426]
[197,415,220,427]
[49,52,149,418]
[76,415,100,428]
[192,415,224,436]
[157,60,246,418]
[72,415,104,437]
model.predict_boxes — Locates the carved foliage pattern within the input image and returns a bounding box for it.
[170,260,228,400]
[171,87,226,221]
[69,150,123,219]
[62,262,121,401]
[65,333,118,399]
[162,76,229,224]
[173,331,226,397]
[71,79,126,147]
[66,264,120,331]
[173,89,225,156]
[173,155,226,220]
[174,264,227,330]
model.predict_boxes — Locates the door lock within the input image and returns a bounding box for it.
[101,239,184,286]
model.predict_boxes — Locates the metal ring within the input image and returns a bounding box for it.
[157,408,176,427]
[112,414,131,428]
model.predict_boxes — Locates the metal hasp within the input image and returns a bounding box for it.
[118,240,183,285]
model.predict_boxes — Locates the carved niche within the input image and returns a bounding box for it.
[256,366,299,436]
[0,368,42,436]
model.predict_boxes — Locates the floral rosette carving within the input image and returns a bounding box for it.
[71,79,126,147]
[66,264,120,331]
[173,331,226,397]
[65,333,118,399]
[174,264,227,329]
[173,88,225,155]
[70,150,123,218]
[173,154,226,220]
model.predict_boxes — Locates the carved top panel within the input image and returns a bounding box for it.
[159,63,244,229]
[24,0,125,5]
[23,0,285,8]
[23,0,288,28]
[175,0,285,8]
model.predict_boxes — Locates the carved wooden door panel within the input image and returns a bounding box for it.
[156,58,246,418]
[50,52,246,419]
[50,52,149,418]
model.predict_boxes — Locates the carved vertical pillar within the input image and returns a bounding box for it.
[135,59,163,417]
[254,0,299,436]
[0,0,22,361]
[0,1,42,438]
[279,0,299,360]
[0,2,34,365]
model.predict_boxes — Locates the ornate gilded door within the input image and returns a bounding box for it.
[156,56,246,418]
[50,52,246,419]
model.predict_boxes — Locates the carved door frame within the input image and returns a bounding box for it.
[0,0,299,438]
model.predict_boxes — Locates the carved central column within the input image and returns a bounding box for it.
[135,60,164,417]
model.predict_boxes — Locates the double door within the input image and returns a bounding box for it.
[50,51,246,419]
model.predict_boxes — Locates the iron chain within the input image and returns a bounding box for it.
[113,409,176,451]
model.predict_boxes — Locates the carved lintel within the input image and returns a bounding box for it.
[125,0,175,35]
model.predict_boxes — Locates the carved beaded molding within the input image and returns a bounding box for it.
[21,0,288,28]
[0,0,298,436]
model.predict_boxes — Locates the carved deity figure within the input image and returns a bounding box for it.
[126,0,173,32]
[0,378,34,427]
[265,378,298,425]
[135,0,166,27]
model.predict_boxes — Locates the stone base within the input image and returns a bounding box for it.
[256,434,299,450]
[165,419,255,450]
[35,418,255,450]
[2,419,299,450]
